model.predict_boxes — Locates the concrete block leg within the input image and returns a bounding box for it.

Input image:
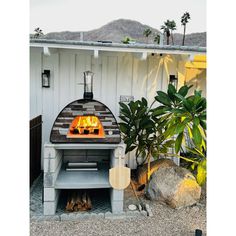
[43,189,61,215]
[43,144,63,215]
[110,189,124,213]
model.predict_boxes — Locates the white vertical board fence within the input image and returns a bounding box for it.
[30,48,42,119]
[30,47,182,169]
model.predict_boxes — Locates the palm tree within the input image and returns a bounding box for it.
[34,27,44,38]
[143,28,152,43]
[181,12,191,46]
[154,34,160,44]
[161,21,171,45]
[169,20,177,45]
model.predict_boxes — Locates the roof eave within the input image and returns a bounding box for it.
[30,39,206,55]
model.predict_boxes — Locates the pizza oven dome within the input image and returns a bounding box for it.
[50,99,121,143]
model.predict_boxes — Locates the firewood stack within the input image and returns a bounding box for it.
[65,190,92,212]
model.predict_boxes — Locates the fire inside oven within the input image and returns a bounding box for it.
[67,115,105,138]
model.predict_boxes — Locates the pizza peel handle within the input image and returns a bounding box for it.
[109,155,130,190]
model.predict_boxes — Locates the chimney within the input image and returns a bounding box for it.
[83,71,94,100]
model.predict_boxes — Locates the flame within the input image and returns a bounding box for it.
[75,116,101,134]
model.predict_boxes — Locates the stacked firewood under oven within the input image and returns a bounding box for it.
[66,190,92,212]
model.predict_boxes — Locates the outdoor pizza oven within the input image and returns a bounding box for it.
[43,71,126,216]
[50,71,121,144]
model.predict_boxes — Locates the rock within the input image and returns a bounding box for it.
[128,204,137,211]
[145,166,201,209]
[137,158,177,185]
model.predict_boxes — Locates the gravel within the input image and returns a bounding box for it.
[30,187,206,236]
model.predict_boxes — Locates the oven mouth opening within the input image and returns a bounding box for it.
[67,115,105,139]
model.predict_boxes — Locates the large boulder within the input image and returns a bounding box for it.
[145,166,201,209]
[137,158,177,185]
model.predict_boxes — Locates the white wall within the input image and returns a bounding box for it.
[30,47,190,169]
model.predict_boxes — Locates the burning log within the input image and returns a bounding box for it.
[65,191,92,212]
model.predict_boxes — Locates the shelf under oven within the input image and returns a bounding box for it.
[55,163,111,189]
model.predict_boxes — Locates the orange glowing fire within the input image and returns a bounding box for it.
[67,115,105,138]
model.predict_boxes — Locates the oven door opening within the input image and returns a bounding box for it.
[67,115,105,138]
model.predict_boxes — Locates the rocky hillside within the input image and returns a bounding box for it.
[38,19,206,46]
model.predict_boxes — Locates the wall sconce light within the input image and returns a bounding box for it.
[169,75,178,89]
[42,70,50,88]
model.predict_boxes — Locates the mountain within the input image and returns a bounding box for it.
[39,19,206,47]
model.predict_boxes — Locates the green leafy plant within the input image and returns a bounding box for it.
[119,98,174,166]
[121,36,135,44]
[185,147,206,186]
[119,84,207,185]
[33,27,44,38]
[161,20,171,45]
[143,28,152,43]
[154,84,206,154]
[154,34,160,44]
[119,98,177,180]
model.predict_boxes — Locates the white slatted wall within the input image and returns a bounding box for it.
[30,48,180,169]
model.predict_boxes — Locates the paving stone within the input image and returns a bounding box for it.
[97,213,105,218]
[105,212,126,220]
[78,213,90,219]
[104,211,112,218]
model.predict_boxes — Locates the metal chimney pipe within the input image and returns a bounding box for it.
[83,71,94,100]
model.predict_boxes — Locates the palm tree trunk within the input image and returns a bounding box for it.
[182,25,186,46]
[167,36,170,45]
[171,31,174,45]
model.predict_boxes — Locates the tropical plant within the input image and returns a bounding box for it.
[161,20,171,45]
[121,36,135,44]
[119,98,175,179]
[168,20,177,45]
[154,85,206,154]
[33,27,44,38]
[181,12,191,46]
[154,84,207,185]
[119,84,207,185]
[154,34,160,44]
[143,28,152,43]
[185,146,206,186]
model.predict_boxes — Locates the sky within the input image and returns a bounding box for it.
[30,0,206,34]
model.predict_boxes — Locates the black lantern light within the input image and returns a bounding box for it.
[169,75,178,89]
[42,70,50,88]
[83,71,94,100]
